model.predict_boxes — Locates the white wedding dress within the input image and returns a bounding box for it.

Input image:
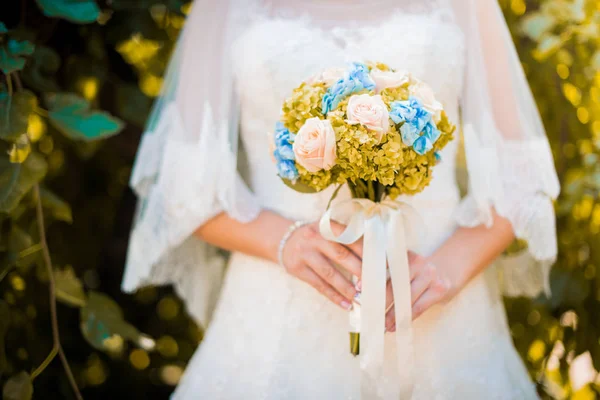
[121,1,561,399]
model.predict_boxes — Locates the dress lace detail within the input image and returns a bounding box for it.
[456,137,559,296]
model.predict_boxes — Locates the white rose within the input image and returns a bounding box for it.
[306,67,346,86]
[409,80,444,121]
[370,69,411,93]
[345,94,390,143]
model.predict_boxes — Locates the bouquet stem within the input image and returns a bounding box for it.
[345,180,387,357]
[350,332,360,356]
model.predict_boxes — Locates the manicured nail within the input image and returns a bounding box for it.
[341,301,353,311]
[356,280,362,291]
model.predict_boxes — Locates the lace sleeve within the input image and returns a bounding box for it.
[452,0,560,297]
[121,0,261,326]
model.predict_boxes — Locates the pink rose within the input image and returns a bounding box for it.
[345,94,389,142]
[370,69,411,93]
[293,117,337,172]
[306,67,346,86]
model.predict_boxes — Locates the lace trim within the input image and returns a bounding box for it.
[122,103,261,325]
[456,137,560,297]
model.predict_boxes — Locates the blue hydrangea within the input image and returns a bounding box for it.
[273,122,299,180]
[422,120,441,144]
[413,136,433,155]
[390,96,440,155]
[276,159,299,181]
[322,62,376,115]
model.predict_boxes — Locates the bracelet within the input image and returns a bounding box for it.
[278,220,310,268]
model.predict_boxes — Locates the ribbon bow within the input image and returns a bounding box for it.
[320,198,421,399]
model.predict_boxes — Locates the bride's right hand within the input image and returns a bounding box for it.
[281,221,362,311]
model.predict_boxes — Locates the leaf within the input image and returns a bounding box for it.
[40,187,72,223]
[21,46,60,92]
[55,266,87,307]
[533,34,568,61]
[0,40,35,74]
[35,0,100,24]
[282,178,319,194]
[115,84,152,128]
[46,93,124,141]
[0,152,48,213]
[521,13,557,41]
[0,23,8,34]
[8,134,31,164]
[80,291,154,352]
[0,90,38,141]
[2,372,33,400]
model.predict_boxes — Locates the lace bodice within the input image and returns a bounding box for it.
[233,0,465,221]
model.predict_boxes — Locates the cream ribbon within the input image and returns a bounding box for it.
[320,198,421,400]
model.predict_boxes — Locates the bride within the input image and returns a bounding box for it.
[122,0,560,399]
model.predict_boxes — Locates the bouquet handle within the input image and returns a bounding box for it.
[320,198,420,400]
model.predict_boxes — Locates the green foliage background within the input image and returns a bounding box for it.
[0,0,598,399]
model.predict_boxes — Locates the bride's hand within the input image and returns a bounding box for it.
[281,221,363,311]
[384,251,457,332]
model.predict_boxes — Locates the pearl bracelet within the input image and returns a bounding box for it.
[278,220,310,268]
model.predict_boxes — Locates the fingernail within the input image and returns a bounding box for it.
[389,326,396,333]
[356,280,362,291]
[341,301,353,311]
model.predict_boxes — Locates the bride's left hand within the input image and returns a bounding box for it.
[384,251,458,332]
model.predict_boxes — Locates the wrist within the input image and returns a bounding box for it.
[277,220,310,268]
[256,211,293,264]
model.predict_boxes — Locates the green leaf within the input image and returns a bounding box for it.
[2,372,33,400]
[282,178,319,194]
[0,23,8,34]
[115,84,152,128]
[0,90,38,141]
[40,187,72,223]
[21,46,60,92]
[35,0,100,24]
[46,93,124,141]
[80,291,154,352]
[55,266,87,308]
[0,152,48,213]
[0,40,35,74]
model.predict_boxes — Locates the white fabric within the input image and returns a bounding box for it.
[121,0,560,398]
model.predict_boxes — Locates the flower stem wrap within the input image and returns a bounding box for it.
[319,198,420,399]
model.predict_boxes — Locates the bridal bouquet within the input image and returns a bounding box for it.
[271,62,455,359]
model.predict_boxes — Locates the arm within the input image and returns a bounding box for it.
[194,210,290,264]
[194,210,363,311]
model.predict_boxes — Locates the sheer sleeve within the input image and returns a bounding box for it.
[121,0,261,326]
[451,0,561,297]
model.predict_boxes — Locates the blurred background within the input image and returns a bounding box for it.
[0,0,598,399]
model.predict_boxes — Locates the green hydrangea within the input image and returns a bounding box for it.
[281,82,326,134]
